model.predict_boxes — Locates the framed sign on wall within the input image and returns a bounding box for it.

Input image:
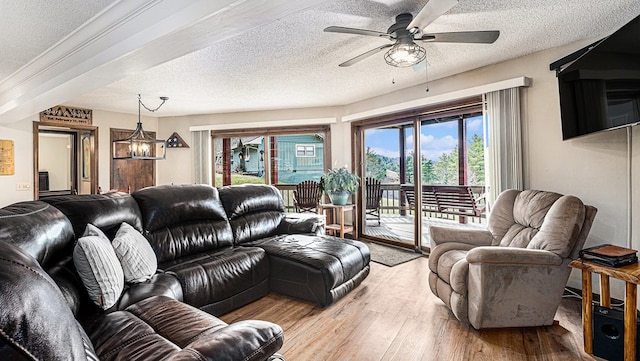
[0,140,15,175]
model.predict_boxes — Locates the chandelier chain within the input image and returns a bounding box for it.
[138,94,168,113]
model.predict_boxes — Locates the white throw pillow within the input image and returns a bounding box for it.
[112,222,157,283]
[73,224,124,309]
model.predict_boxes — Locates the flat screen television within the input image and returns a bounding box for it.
[556,14,640,140]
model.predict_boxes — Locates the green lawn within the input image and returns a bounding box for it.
[214,173,266,185]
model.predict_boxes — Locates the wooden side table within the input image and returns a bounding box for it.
[569,259,640,361]
[318,203,356,238]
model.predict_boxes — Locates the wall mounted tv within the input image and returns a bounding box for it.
[553,14,640,140]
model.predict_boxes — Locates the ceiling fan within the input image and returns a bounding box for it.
[324,0,499,68]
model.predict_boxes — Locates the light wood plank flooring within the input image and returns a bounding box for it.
[221,256,596,361]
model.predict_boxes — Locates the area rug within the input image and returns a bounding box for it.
[363,241,423,267]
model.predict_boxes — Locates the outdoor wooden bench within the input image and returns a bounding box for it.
[401,185,487,219]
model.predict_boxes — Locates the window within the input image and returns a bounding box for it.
[296,144,315,157]
[211,126,329,186]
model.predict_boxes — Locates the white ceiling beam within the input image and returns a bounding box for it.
[0,0,328,124]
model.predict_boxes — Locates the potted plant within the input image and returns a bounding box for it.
[319,167,360,205]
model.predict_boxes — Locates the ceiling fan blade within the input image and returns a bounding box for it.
[324,26,392,39]
[407,0,458,32]
[417,31,500,43]
[339,44,393,67]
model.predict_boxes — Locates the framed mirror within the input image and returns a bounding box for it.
[33,121,98,199]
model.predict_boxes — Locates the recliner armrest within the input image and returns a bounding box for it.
[429,226,493,248]
[466,247,563,266]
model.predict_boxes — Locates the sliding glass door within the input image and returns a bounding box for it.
[354,98,485,251]
[361,125,416,247]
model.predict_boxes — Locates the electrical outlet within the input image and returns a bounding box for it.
[16,183,31,191]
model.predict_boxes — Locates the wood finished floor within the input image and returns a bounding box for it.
[221,256,598,361]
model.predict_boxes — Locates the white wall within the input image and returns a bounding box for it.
[0,120,36,206]
[156,38,639,299]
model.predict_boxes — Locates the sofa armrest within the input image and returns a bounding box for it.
[466,247,563,266]
[429,226,493,248]
[90,296,284,361]
[277,215,322,235]
[177,320,284,361]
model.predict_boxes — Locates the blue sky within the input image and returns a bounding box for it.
[365,116,483,161]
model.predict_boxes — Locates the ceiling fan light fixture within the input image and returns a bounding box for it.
[384,42,426,68]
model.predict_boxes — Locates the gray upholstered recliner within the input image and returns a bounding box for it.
[428,189,597,329]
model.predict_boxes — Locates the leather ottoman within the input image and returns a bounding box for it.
[250,235,370,306]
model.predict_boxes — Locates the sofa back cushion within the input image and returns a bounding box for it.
[0,240,98,360]
[488,189,586,258]
[0,201,74,268]
[218,184,285,245]
[42,192,143,239]
[132,184,234,263]
[0,201,90,316]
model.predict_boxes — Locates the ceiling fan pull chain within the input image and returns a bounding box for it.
[425,58,430,92]
[392,66,399,85]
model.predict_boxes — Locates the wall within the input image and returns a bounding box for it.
[0,120,36,206]
[156,38,639,299]
[0,110,159,207]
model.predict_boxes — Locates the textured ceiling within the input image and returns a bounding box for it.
[0,0,114,81]
[1,0,640,120]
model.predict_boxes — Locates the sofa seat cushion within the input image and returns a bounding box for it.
[249,234,370,306]
[116,271,184,310]
[89,296,283,361]
[159,247,270,314]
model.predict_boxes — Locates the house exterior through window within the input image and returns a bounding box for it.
[296,144,315,157]
[211,126,329,187]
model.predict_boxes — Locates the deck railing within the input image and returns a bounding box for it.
[274,184,297,213]
[273,183,486,224]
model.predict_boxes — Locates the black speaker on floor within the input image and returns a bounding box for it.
[592,305,640,361]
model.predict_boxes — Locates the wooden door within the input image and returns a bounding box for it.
[110,128,156,193]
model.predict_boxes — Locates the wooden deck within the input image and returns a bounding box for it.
[221,256,595,361]
[362,213,486,247]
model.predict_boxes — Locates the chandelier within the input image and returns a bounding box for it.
[112,94,168,160]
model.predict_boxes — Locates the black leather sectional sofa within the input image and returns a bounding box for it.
[0,183,370,360]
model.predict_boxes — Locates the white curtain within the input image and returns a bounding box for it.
[485,87,523,206]
[192,130,212,185]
